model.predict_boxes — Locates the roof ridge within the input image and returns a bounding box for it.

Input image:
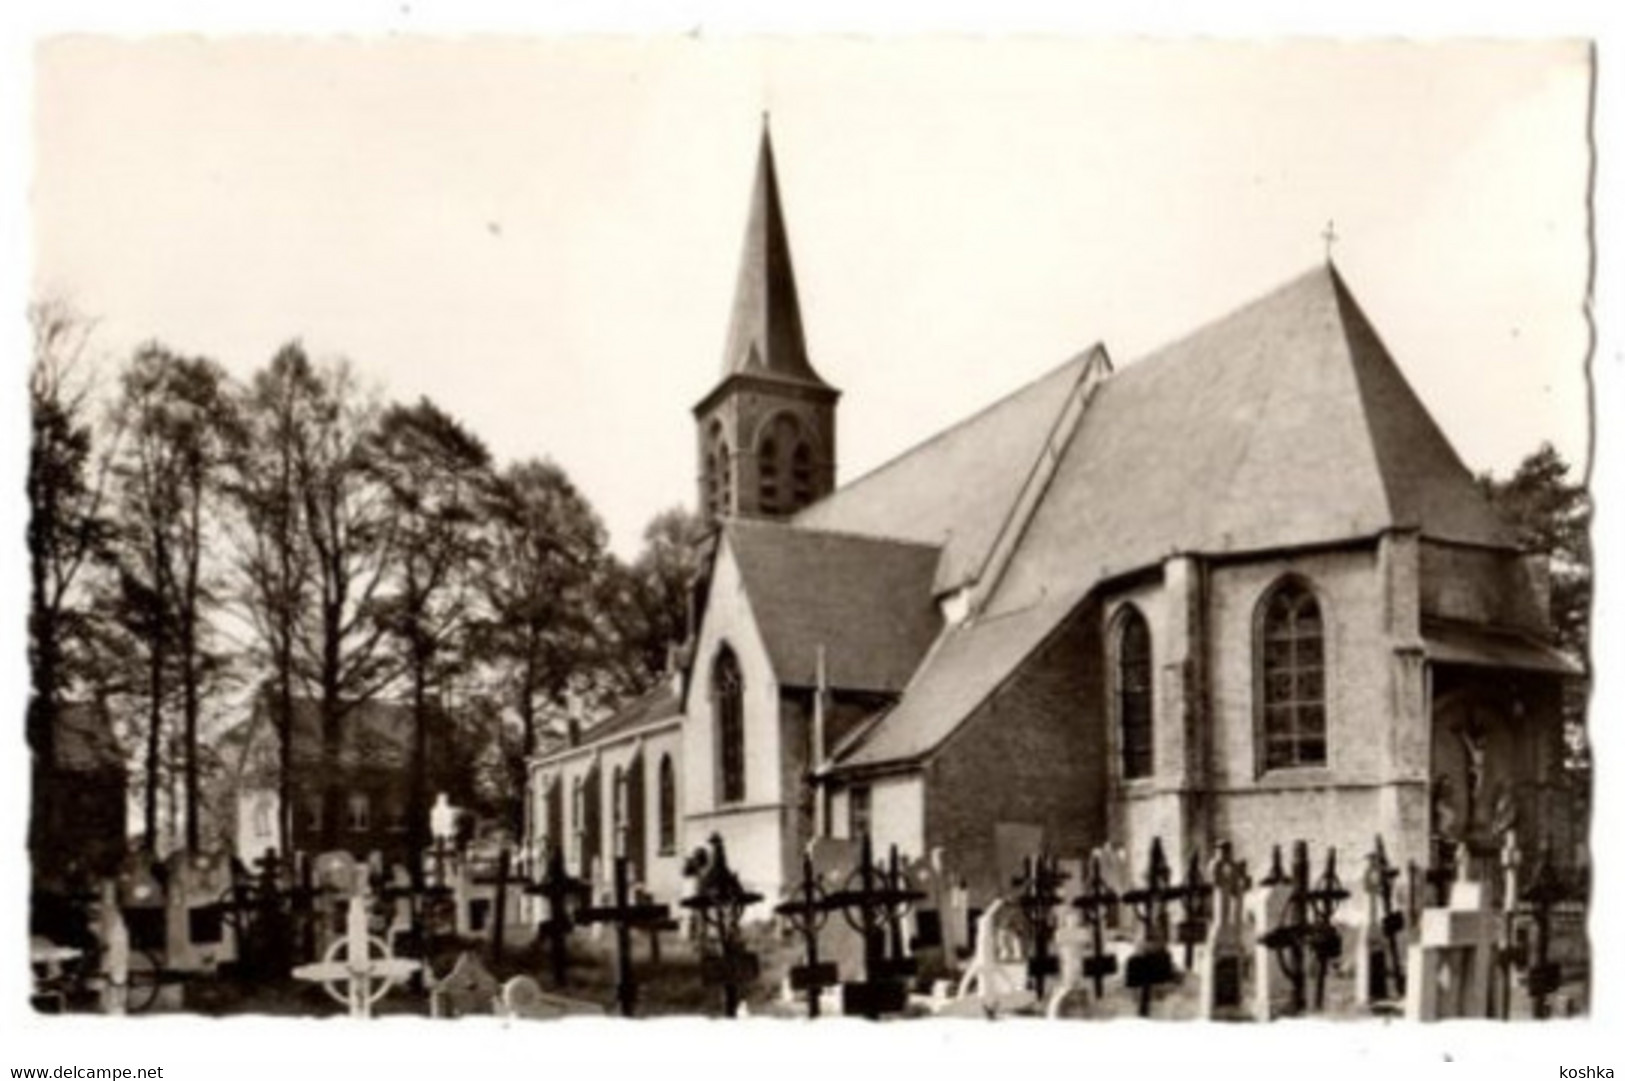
[1112,262,1335,380]
[726,514,946,554]
[793,349,1094,516]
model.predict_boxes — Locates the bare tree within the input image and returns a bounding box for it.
[225,343,323,855]
[110,344,236,852]
[292,358,398,850]
[367,398,492,876]
[28,301,117,758]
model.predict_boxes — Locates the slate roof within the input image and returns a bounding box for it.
[709,123,835,395]
[576,681,683,746]
[726,518,944,693]
[226,697,446,779]
[830,589,1085,770]
[792,351,1097,596]
[832,262,1524,770]
[1421,619,1582,676]
[987,263,1513,615]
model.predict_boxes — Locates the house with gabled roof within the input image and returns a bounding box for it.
[527,122,1581,906]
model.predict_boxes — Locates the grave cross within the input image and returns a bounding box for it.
[1197,841,1251,1020]
[578,854,674,1017]
[1260,842,1348,1016]
[1012,854,1068,998]
[681,834,764,1017]
[1358,835,1407,1005]
[774,854,842,1018]
[1175,848,1212,971]
[822,836,925,1018]
[524,845,591,988]
[291,888,420,1018]
[1518,841,1568,1019]
[1072,850,1120,999]
[1120,837,1180,1017]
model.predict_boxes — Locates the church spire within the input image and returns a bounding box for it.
[718,117,831,388]
[694,118,840,527]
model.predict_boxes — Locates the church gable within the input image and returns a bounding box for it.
[987,264,1516,617]
[793,350,1098,596]
[684,535,784,811]
[725,518,944,693]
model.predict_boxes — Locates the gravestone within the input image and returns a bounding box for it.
[938,900,1037,1017]
[499,975,605,1019]
[95,880,130,1016]
[1403,855,1502,1021]
[806,837,865,985]
[1197,842,1251,1020]
[430,950,500,1018]
[1096,843,1130,930]
[163,849,236,973]
[1043,908,1092,1018]
[117,858,166,954]
[1246,847,1294,1021]
[312,850,362,955]
[902,849,950,978]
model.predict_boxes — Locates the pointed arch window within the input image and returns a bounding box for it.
[1114,606,1154,781]
[1258,578,1327,771]
[713,647,746,805]
[611,764,627,855]
[657,754,677,855]
[545,777,564,856]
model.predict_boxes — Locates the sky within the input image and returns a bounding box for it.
[30,38,1593,558]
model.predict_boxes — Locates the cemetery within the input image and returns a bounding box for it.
[28,785,1592,1022]
[25,57,1593,1034]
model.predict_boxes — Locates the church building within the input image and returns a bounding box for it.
[525,124,1580,907]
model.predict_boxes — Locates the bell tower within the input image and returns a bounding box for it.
[694,118,839,527]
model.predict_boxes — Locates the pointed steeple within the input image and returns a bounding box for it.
[718,117,831,388]
[694,118,840,528]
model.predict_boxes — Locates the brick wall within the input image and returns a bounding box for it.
[923,607,1105,904]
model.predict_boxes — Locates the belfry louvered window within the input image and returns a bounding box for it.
[1115,606,1154,781]
[1259,579,1327,770]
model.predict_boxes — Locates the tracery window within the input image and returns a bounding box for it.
[1115,606,1154,781]
[714,647,746,804]
[657,755,677,854]
[1259,579,1327,770]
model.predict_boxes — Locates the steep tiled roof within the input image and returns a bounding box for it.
[726,518,944,693]
[988,263,1513,615]
[712,123,834,394]
[792,351,1096,595]
[830,589,1084,770]
[577,681,683,746]
[226,698,448,780]
[832,263,1522,769]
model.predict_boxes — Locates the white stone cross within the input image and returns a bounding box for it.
[1404,866,1502,1022]
[293,889,421,1018]
[1199,843,1250,1020]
